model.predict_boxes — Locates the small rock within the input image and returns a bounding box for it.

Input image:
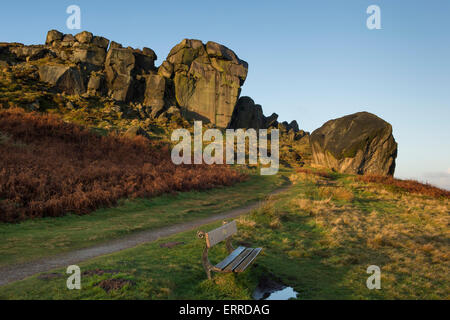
[66,101,75,110]
[30,101,40,111]
[124,126,151,139]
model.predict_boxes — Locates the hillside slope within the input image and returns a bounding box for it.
[0,108,246,222]
[0,168,448,299]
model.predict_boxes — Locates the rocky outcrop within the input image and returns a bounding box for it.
[104,47,158,102]
[2,30,306,133]
[0,42,51,64]
[282,120,299,132]
[227,96,307,143]
[47,30,109,72]
[310,112,397,176]
[104,48,136,101]
[228,96,279,130]
[159,39,248,128]
[3,30,249,127]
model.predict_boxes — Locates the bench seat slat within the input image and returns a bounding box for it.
[233,248,262,273]
[223,247,254,272]
[215,246,246,270]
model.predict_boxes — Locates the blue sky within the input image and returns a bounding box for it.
[1,0,449,188]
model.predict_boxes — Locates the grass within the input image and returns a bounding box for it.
[0,169,287,268]
[1,168,448,299]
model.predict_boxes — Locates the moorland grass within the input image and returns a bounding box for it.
[0,170,287,268]
[1,169,447,299]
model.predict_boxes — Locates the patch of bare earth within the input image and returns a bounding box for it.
[96,279,134,292]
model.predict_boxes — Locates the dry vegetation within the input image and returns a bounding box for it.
[358,175,450,199]
[281,170,450,298]
[296,167,334,179]
[0,108,246,223]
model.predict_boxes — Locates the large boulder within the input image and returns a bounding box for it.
[74,31,93,44]
[144,74,166,109]
[228,96,279,130]
[134,48,157,73]
[70,45,107,67]
[45,30,64,45]
[92,36,110,49]
[104,48,136,101]
[38,64,85,95]
[310,112,397,176]
[104,46,157,102]
[160,39,248,128]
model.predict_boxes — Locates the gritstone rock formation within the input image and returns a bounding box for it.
[0,29,308,162]
[310,112,397,176]
[159,39,249,128]
[228,96,279,130]
[1,30,252,128]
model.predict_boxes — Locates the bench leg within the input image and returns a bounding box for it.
[202,246,213,280]
[198,233,226,280]
[205,266,212,280]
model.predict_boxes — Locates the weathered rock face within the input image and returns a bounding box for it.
[310,112,397,176]
[5,31,250,127]
[3,30,306,135]
[34,30,112,96]
[45,30,63,45]
[38,64,85,95]
[143,74,166,109]
[48,31,109,71]
[160,39,248,128]
[9,45,49,61]
[104,48,136,101]
[228,96,279,130]
[87,72,106,96]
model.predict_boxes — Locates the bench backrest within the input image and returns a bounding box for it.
[206,221,237,248]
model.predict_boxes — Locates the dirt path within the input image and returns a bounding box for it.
[0,186,289,286]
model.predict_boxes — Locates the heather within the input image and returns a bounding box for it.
[0,108,246,222]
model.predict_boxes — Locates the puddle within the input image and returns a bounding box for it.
[253,276,298,300]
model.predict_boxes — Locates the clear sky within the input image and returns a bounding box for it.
[1,0,449,189]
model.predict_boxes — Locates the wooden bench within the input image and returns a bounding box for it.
[197,221,262,279]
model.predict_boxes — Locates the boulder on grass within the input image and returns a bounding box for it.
[310,111,397,176]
